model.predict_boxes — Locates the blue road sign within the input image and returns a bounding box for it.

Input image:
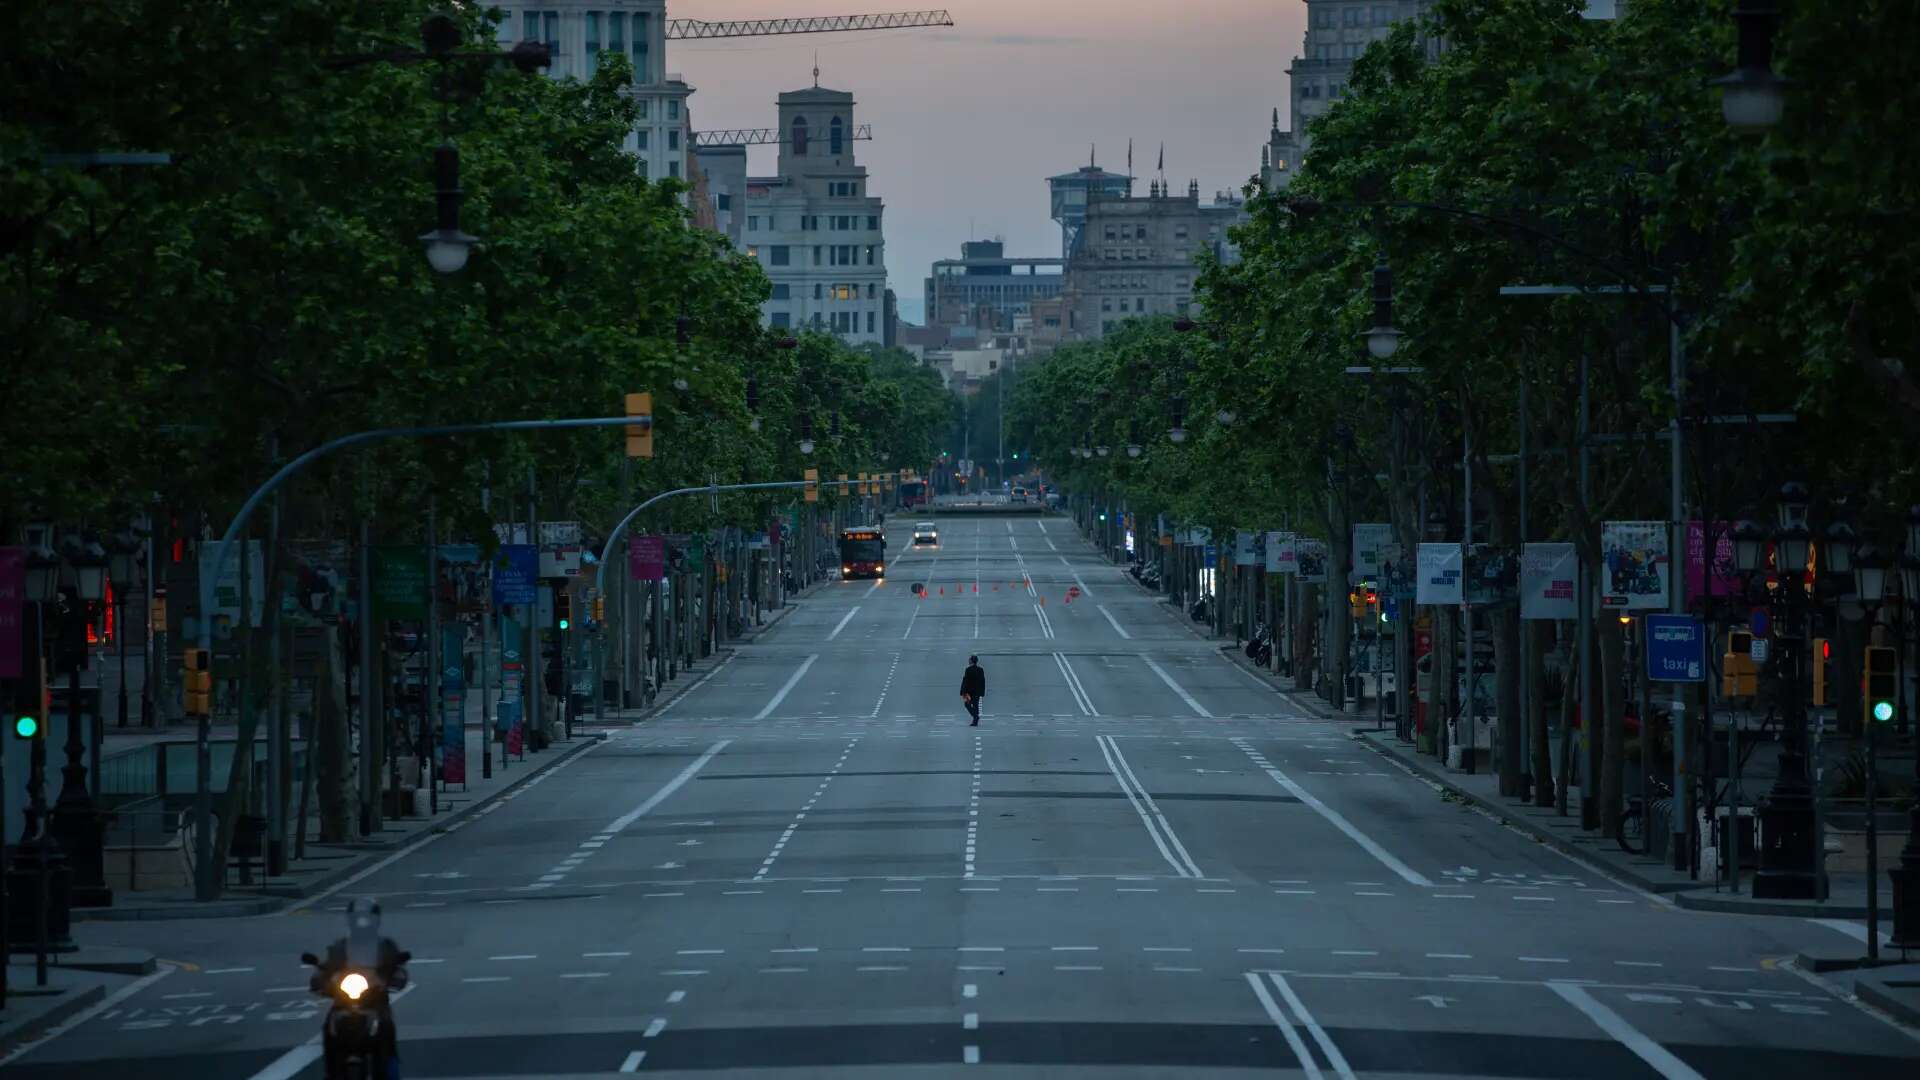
[1646,614,1707,682]
[492,544,537,606]
[1748,606,1770,639]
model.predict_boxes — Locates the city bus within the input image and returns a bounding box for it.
[898,479,928,509]
[839,526,887,579]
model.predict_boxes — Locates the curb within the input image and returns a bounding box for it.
[75,732,606,922]
[1676,890,1895,919]
[1856,974,1920,1028]
[0,982,105,1056]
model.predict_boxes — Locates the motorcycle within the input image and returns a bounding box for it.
[1188,596,1211,623]
[303,901,411,1080]
[1245,623,1274,668]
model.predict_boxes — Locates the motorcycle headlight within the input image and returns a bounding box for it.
[339,971,370,1000]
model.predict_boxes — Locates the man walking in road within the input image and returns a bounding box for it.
[960,654,986,726]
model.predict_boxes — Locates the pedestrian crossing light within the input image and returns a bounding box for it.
[1812,637,1831,707]
[12,713,39,740]
[1865,644,1897,724]
[625,392,654,459]
[556,592,572,631]
[592,596,605,623]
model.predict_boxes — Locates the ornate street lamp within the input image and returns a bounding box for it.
[1732,519,1768,574]
[797,412,815,456]
[1895,505,1920,949]
[106,529,142,729]
[1215,408,1236,426]
[1168,396,1188,444]
[1824,520,1857,578]
[1361,255,1403,360]
[52,536,112,907]
[419,142,478,274]
[1753,480,1819,900]
[745,375,761,432]
[1096,444,1110,458]
[1853,544,1889,606]
[1709,0,1787,134]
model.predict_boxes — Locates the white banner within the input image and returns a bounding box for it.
[1268,531,1297,574]
[1234,530,1259,567]
[1352,524,1394,580]
[1416,543,1462,606]
[1521,542,1578,620]
[1296,540,1329,584]
[1600,520,1670,610]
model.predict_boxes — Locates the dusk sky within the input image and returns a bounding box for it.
[671,2,1305,322]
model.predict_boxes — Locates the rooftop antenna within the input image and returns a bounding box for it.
[813,50,820,87]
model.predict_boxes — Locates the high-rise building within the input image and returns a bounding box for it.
[1263,2,1437,189]
[741,86,889,343]
[925,241,1065,337]
[1048,165,1135,259]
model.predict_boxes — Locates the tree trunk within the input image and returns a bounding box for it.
[1295,586,1320,692]
[1328,522,1353,712]
[209,538,285,888]
[1555,631,1577,815]
[1495,603,1522,796]
[1530,620,1554,807]
[1429,605,1455,758]
[316,622,353,843]
[1598,614,1628,830]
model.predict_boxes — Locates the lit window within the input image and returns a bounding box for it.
[834,285,854,301]
[746,245,757,257]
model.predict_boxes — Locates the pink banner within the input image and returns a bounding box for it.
[0,547,22,679]
[1686,520,1738,601]
[629,534,665,581]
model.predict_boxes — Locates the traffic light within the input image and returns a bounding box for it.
[1012,451,1020,460]
[556,592,573,631]
[837,473,849,496]
[804,467,819,502]
[1812,637,1831,707]
[858,471,869,496]
[626,392,654,458]
[1721,630,1757,699]
[184,647,212,717]
[1865,645,1897,724]
[12,614,46,739]
[592,596,606,623]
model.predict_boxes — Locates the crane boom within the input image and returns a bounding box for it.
[693,124,873,148]
[666,10,954,40]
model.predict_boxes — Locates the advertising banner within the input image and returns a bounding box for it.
[629,534,666,581]
[1268,532,1298,574]
[1685,520,1738,601]
[1464,545,1520,607]
[1416,543,1463,605]
[440,624,466,783]
[498,612,524,756]
[1234,531,1259,567]
[1296,540,1329,584]
[1600,521,1670,610]
[1381,544,1414,600]
[1521,542,1579,620]
[437,545,487,612]
[492,545,537,607]
[0,547,22,679]
[1352,524,1394,581]
[370,546,428,621]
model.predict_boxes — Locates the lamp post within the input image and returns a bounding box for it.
[106,529,141,730]
[1751,482,1820,899]
[1891,505,1920,951]
[1361,255,1404,360]
[1709,0,1787,134]
[51,536,112,907]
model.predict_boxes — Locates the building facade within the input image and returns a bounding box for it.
[695,144,748,247]
[1047,165,1135,259]
[925,240,1065,336]
[1057,180,1247,342]
[741,87,889,342]
[1263,1,1437,190]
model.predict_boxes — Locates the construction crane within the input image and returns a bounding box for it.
[693,124,872,149]
[666,10,954,40]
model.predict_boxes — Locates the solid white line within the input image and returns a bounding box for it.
[620,1050,646,1072]
[1270,973,1356,1079]
[1104,735,1203,878]
[1053,653,1094,714]
[753,655,818,720]
[1098,735,1190,879]
[1144,656,1212,717]
[1058,555,1094,597]
[1244,972,1323,1080]
[1096,604,1132,639]
[0,963,175,1068]
[1808,917,1892,947]
[1236,742,1433,887]
[1034,602,1054,639]
[601,738,733,834]
[1549,981,1705,1080]
[827,606,861,641]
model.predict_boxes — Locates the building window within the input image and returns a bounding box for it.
[1345,6,1363,26]
[792,116,809,155]
[770,311,791,328]
[812,312,824,327]
[867,283,877,299]
[865,245,876,265]
[1135,225,1147,239]
[585,12,601,75]
[745,244,756,257]
[1374,5,1395,26]
[636,130,649,150]
[609,11,625,56]
[867,215,878,230]
[717,192,730,210]
[634,13,649,78]
[830,116,844,155]
[638,157,649,178]
[523,12,539,40]
[668,160,679,178]
[544,11,560,54]
[801,214,817,230]
[1101,299,1112,312]
[1313,7,1334,28]
[1104,226,1116,241]
[747,215,759,231]
[1175,225,1188,240]
[668,100,679,119]
[637,99,648,118]
[668,129,679,150]
[833,284,854,301]
[813,246,823,265]
[1135,298,1145,312]
[867,311,876,334]
[771,283,790,299]
[770,245,790,266]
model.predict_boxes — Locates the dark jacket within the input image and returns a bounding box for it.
[961,663,986,698]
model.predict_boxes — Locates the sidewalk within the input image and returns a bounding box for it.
[1,948,159,1058]
[75,724,605,921]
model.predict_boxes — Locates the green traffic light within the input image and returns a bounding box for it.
[1873,700,1895,723]
[558,618,570,631]
[13,714,39,739]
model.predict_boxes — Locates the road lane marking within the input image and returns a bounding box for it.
[963,983,978,997]
[1245,972,1323,1080]
[1269,973,1357,1079]
[1549,981,1705,1080]
[644,1018,668,1038]
[1233,737,1434,888]
[653,651,737,716]
[202,967,254,975]
[827,606,861,640]
[963,1045,981,1064]
[1101,734,1203,878]
[601,738,733,834]
[964,1011,979,1029]
[1053,652,1096,714]
[1097,735,1199,879]
[562,972,611,979]
[667,990,687,1003]
[753,655,819,720]
[586,951,632,958]
[1058,555,1093,597]
[620,1051,646,1072]
[1144,656,1212,717]
[1096,604,1131,639]
[1034,601,1055,639]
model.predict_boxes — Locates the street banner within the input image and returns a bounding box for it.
[437,545,486,612]
[199,540,267,629]
[1296,540,1329,584]
[371,545,428,620]
[1464,545,1520,606]
[440,624,466,783]
[0,547,22,679]
[1203,544,1217,569]
[492,544,537,606]
[1268,532,1297,574]
[1352,524,1394,581]
[1685,520,1738,601]
[498,612,524,755]
[1600,520,1670,609]
[538,546,582,578]
[1416,543,1463,605]
[1234,531,1259,567]
[630,534,666,581]
[1381,545,1415,600]
[1521,542,1578,620]
[538,521,583,547]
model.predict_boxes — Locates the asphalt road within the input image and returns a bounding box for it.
[8,514,1918,1078]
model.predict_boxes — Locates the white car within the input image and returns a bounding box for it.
[912,522,939,547]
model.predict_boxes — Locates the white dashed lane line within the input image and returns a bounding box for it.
[755,736,861,880]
